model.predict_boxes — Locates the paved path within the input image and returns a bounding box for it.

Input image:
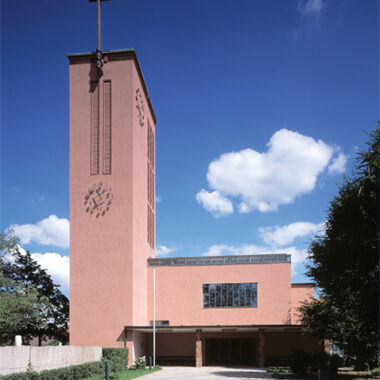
[143,366,275,379]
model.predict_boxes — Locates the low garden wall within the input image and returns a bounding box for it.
[0,346,102,375]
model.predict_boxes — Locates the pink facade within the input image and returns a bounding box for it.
[148,262,292,326]
[69,50,321,367]
[69,50,155,348]
[291,283,314,324]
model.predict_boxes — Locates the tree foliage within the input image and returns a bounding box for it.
[0,269,43,345]
[300,126,379,369]
[0,231,69,345]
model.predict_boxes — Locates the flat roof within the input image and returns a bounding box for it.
[147,254,291,267]
[124,324,306,333]
[67,49,157,124]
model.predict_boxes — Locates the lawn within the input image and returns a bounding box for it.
[84,366,161,380]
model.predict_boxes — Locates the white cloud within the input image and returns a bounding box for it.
[9,215,69,248]
[156,245,175,256]
[259,222,324,247]
[199,129,337,215]
[31,252,70,293]
[202,244,265,257]
[156,195,162,203]
[196,189,233,217]
[298,0,324,16]
[202,243,306,275]
[328,152,348,175]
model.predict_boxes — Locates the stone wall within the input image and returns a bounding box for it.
[0,346,102,375]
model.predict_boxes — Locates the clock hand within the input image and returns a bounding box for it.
[92,200,104,210]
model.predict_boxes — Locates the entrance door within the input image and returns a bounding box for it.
[205,338,256,366]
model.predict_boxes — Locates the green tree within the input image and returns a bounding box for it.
[0,231,69,345]
[300,126,379,369]
[0,268,43,345]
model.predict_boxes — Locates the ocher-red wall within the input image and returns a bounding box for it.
[69,52,155,347]
[148,263,293,326]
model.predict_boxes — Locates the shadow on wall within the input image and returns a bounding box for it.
[89,62,99,92]
[283,307,291,325]
[116,329,126,346]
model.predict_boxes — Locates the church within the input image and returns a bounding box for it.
[68,48,323,368]
[68,3,323,366]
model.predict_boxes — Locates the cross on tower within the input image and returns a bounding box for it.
[89,0,110,77]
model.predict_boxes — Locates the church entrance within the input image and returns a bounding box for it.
[205,338,257,366]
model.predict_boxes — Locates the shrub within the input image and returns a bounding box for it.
[102,347,129,373]
[291,350,312,376]
[371,368,380,376]
[329,353,344,376]
[0,361,103,380]
[310,352,330,372]
[134,356,146,369]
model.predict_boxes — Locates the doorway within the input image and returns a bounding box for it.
[205,338,256,366]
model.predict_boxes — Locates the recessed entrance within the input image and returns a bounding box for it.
[205,338,257,366]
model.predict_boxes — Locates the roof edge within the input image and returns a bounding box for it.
[291,282,315,287]
[148,253,291,267]
[124,324,306,329]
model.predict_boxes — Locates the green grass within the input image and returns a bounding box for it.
[84,366,161,380]
[267,367,292,373]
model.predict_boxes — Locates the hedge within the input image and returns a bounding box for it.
[0,361,103,380]
[102,348,129,373]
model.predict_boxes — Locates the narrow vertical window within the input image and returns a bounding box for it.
[91,81,99,175]
[147,120,155,248]
[104,81,112,174]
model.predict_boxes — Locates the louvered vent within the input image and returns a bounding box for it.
[91,81,99,175]
[104,81,112,174]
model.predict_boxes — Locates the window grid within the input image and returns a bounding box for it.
[91,81,99,175]
[203,283,257,308]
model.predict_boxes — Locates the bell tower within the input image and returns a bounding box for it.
[68,3,156,347]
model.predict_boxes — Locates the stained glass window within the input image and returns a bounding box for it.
[203,283,257,308]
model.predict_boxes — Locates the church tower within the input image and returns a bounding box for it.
[68,49,156,347]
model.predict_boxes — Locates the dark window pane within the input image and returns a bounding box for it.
[204,294,210,308]
[216,284,221,307]
[210,286,216,307]
[221,284,227,307]
[227,284,233,307]
[233,284,240,307]
[239,284,246,307]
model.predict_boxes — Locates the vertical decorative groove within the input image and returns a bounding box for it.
[91,82,99,175]
[147,121,155,248]
[103,81,112,174]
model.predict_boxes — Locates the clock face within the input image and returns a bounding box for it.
[84,182,113,218]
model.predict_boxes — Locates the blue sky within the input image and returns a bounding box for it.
[1,0,378,296]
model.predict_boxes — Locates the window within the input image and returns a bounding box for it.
[147,120,155,248]
[147,204,155,248]
[203,283,257,308]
